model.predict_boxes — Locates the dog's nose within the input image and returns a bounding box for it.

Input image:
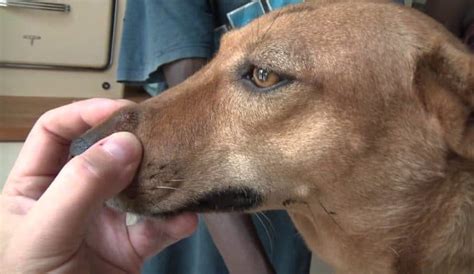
[70,121,116,156]
[70,107,140,156]
[70,136,94,156]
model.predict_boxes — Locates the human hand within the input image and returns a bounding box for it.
[0,99,198,274]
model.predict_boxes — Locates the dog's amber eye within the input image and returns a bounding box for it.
[251,67,281,88]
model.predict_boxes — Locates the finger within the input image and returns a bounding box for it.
[23,132,142,247]
[12,98,134,176]
[4,98,135,199]
[127,213,198,260]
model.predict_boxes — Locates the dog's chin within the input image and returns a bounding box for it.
[108,187,264,218]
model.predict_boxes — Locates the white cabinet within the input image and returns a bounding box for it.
[0,0,125,98]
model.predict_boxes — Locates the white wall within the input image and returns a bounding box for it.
[0,142,23,190]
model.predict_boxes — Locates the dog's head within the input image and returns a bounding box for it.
[71,1,473,227]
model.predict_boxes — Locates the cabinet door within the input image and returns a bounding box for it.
[0,0,116,70]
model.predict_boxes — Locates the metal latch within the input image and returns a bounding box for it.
[0,0,70,13]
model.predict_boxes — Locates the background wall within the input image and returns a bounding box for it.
[0,142,23,190]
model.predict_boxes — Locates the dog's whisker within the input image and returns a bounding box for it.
[258,9,284,45]
[152,186,179,191]
[389,246,400,258]
[318,200,345,232]
[255,12,260,44]
[254,212,274,256]
[259,212,276,237]
[147,185,192,193]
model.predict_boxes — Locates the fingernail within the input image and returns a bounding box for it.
[102,132,141,162]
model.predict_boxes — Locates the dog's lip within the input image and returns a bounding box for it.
[150,187,263,217]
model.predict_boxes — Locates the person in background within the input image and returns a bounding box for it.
[424,0,474,51]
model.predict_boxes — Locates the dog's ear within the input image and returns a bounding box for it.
[415,41,474,159]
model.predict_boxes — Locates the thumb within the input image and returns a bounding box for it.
[27,132,142,242]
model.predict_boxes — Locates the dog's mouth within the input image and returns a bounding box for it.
[151,187,263,218]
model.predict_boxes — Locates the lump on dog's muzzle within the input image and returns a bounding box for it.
[70,107,140,156]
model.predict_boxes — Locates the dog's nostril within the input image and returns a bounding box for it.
[70,137,93,156]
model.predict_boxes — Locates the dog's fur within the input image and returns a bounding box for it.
[72,1,474,273]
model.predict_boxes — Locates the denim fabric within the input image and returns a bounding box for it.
[141,212,311,274]
[117,0,215,84]
[142,216,228,274]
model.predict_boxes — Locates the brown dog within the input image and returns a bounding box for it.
[71,1,474,273]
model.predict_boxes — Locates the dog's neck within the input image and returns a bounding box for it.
[288,158,474,274]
